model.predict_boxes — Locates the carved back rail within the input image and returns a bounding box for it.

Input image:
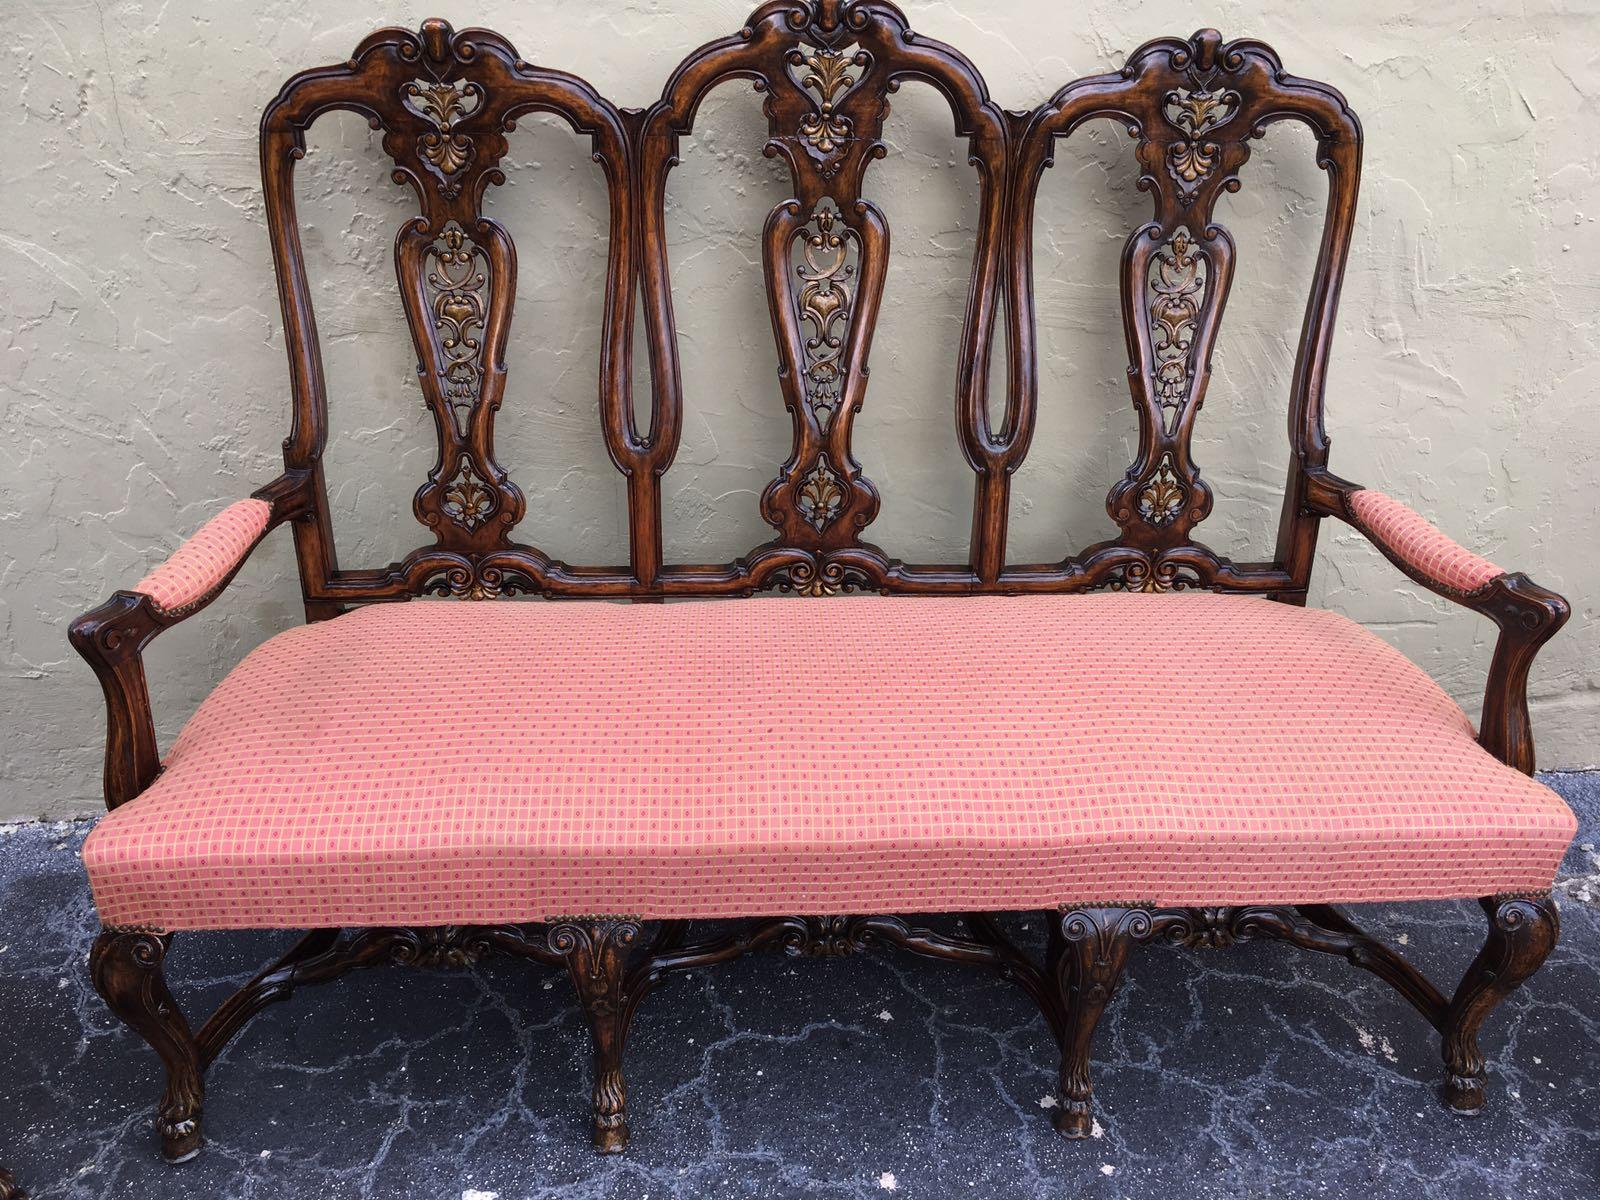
[258,0,1361,608]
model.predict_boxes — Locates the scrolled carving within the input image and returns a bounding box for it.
[441,454,495,531]
[1159,906,1240,948]
[1060,906,1154,1003]
[547,916,641,953]
[423,222,490,437]
[786,41,868,173]
[1102,555,1200,594]
[402,78,483,196]
[1136,453,1186,525]
[422,561,540,600]
[793,203,859,431]
[1148,227,1206,435]
[797,454,847,531]
[387,925,500,969]
[1163,86,1239,197]
[782,915,874,956]
[769,554,874,597]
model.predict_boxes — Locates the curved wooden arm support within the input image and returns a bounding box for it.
[1305,470,1570,773]
[67,471,315,810]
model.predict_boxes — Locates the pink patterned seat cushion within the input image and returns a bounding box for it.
[83,594,1575,931]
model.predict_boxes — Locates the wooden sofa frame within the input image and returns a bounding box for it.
[70,1,1571,1164]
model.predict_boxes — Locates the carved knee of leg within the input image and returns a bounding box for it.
[89,930,206,1163]
[1441,895,1559,1115]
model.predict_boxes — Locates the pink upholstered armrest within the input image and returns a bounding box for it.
[1345,489,1504,597]
[132,498,274,616]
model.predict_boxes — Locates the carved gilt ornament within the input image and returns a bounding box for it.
[787,42,866,173]
[402,78,483,194]
[1148,227,1206,435]
[1136,452,1186,526]
[1162,86,1239,198]
[424,222,489,437]
[442,453,494,531]
[793,203,859,431]
[797,454,847,531]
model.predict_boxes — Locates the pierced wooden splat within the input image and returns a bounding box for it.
[257,5,1359,605]
[636,0,1008,594]
[259,16,634,604]
[1011,26,1361,594]
[398,213,522,556]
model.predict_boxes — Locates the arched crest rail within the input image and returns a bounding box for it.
[259,1,1361,607]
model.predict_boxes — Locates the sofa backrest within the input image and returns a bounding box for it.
[259,0,1361,606]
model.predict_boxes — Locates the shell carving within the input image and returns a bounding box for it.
[1162,86,1239,199]
[402,78,482,194]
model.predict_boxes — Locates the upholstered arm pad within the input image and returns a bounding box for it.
[132,499,274,616]
[1344,489,1504,596]
[1303,470,1567,773]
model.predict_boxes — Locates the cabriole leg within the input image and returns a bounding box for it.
[548,919,649,1153]
[0,1164,27,1199]
[1442,894,1559,1114]
[89,930,205,1163]
[1051,907,1152,1138]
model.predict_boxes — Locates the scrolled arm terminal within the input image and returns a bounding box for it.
[68,471,312,808]
[1306,470,1570,774]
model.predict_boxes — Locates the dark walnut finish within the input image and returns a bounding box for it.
[68,1,1570,1163]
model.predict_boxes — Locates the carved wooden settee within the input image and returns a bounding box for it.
[70,1,1576,1165]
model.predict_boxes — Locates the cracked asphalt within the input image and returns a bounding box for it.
[1,773,1596,1198]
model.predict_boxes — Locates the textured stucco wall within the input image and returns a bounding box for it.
[2,0,1597,821]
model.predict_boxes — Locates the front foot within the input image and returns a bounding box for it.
[158,1098,204,1163]
[592,1113,630,1154]
[1441,1072,1485,1116]
[90,931,207,1165]
[591,1064,630,1153]
[1052,1100,1093,1139]
[1049,908,1150,1147]
[549,920,649,1157]
[0,1163,28,1199]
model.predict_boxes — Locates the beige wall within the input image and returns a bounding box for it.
[2,0,1596,821]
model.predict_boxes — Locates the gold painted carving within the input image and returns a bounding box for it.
[797,454,847,531]
[1136,453,1186,526]
[794,204,858,431]
[402,79,482,192]
[788,43,863,172]
[425,222,489,438]
[442,454,494,531]
[1162,86,1239,198]
[1148,228,1205,435]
